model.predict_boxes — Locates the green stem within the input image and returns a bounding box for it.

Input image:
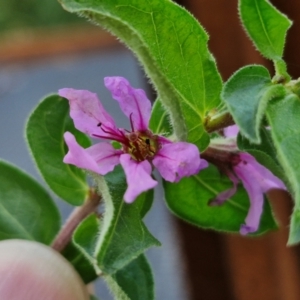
[273,59,291,84]
[204,111,234,133]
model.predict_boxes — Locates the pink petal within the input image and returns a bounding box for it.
[119,154,157,203]
[236,170,265,235]
[234,153,286,235]
[63,132,121,175]
[63,132,101,173]
[86,142,122,175]
[104,77,151,131]
[237,153,286,192]
[153,142,207,182]
[210,172,239,206]
[59,88,118,138]
[157,136,172,145]
[224,125,239,138]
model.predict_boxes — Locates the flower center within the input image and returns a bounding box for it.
[93,122,159,162]
[124,131,159,162]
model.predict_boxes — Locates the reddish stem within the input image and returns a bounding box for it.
[51,189,101,252]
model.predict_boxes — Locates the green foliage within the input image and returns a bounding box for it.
[237,127,276,161]
[106,255,154,300]
[71,199,154,300]
[72,213,100,279]
[149,99,172,136]
[26,94,91,206]
[239,0,292,61]
[0,160,60,244]
[62,242,98,284]
[58,0,223,150]
[266,94,300,244]
[164,164,277,234]
[222,65,285,143]
[91,167,160,274]
[237,128,285,182]
[73,213,100,262]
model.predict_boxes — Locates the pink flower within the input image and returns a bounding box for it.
[211,152,286,235]
[59,77,208,203]
[210,125,286,235]
[223,124,239,138]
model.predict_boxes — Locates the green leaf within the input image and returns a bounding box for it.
[73,190,155,281]
[239,0,292,61]
[73,213,100,272]
[237,127,277,161]
[289,208,300,246]
[58,0,223,150]
[139,188,154,219]
[62,242,98,284]
[0,160,60,244]
[106,254,154,300]
[93,166,160,274]
[266,94,300,244]
[26,94,91,206]
[164,164,277,234]
[149,99,172,136]
[222,65,285,143]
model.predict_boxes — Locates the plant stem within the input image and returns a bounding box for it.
[51,189,101,252]
[204,111,234,133]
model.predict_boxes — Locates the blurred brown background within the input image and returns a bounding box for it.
[1,1,300,300]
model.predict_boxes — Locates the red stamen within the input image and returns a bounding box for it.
[92,134,129,146]
[100,124,117,135]
[129,113,135,132]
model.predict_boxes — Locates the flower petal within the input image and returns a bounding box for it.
[59,88,119,138]
[86,143,122,175]
[223,125,239,138]
[120,154,157,203]
[104,77,151,131]
[233,153,284,235]
[153,142,207,182]
[63,132,121,175]
[210,172,239,206]
[237,153,286,192]
[237,173,264,235]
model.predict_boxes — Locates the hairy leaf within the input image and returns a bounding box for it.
[222,65,285,143]
[73,213,100,273]
[92,167,160,274]
[106,255,154,300]
[26,94,91,206]
[266,94,300,244]
[164,164,277,234]
[149,99,172,136]
[237,127,276,161]
[0,160,60,244]
[58,0,223,149]
[62,241,98,284]
[239,0,292,61]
